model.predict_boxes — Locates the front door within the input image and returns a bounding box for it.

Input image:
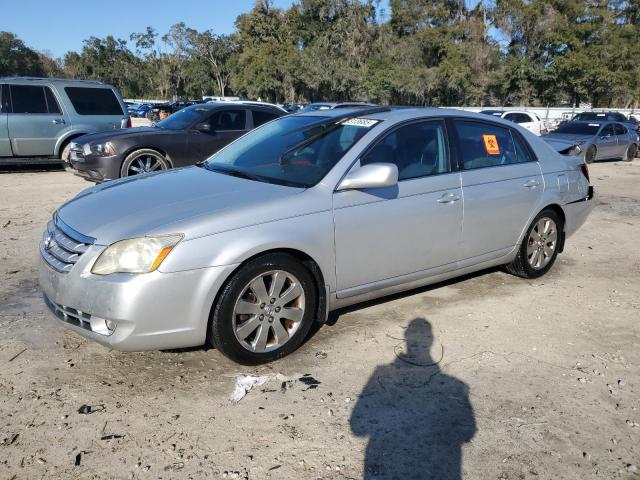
[596,124,618,160]
[0,85,11,156]
[187,108,248,163]
[7,84,68,157]
[333,119,463,297]
[452,119,544,263]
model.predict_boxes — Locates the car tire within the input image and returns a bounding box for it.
[60,143,72,162]
[120,149,169,177]
[209,253,317,365]
[585,145,596,164]
[505,209,563,279]
[622,144,636,162]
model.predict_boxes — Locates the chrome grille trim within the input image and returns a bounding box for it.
[44,294,92,331]
[40,214,95,273]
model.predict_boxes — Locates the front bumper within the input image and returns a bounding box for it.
[39,246,238,351]
[69,148,123,183]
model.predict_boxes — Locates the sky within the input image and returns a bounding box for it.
[3,0,393,58]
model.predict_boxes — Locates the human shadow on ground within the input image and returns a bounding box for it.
[350,318,476,480]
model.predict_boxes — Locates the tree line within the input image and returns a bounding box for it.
[1,0,639,108]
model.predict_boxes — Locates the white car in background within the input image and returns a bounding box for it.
[480,110,547,136]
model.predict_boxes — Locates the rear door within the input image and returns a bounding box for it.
[0,84,11,156]
[187,108,248,162]
[596,124,617,159]
[613,123,630,157]
[7,84,68,156]
[452,119,544,264]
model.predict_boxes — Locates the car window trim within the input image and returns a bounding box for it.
[449,116,539,172]
[335,117,453,191]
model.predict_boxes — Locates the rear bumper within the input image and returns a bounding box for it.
[563,186,595,239]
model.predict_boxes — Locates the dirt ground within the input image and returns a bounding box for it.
[0,161,639,480]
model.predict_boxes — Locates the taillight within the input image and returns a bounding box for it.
[580,163,590,183]
[126,116,132,128]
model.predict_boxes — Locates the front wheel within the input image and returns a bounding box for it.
[506,209,563,279]
[120,149,169,177]
[585,145,596,164]
[209,253,317,364]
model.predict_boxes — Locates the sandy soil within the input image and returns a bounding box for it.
[0,161,639,480]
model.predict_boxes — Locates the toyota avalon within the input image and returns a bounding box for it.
[40,107,594,364]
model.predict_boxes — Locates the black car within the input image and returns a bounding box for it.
[68,103,286,182]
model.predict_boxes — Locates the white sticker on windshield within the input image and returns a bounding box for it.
[342,118,379,128]
[596,113,605,116]
[588,123,600,127]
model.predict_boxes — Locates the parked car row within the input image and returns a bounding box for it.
[480,110,548,136]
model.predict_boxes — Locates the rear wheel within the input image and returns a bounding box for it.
[506,209,563,279]
[209,253,317,365]
[622,144,636,162]
[120,149,169,177]
[585,145,596,164]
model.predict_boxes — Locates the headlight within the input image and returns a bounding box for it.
[84,142,116,156]
[91,235,183,275]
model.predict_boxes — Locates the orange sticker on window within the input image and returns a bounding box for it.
[482,134,500,155]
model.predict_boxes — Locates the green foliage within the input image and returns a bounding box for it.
[1,1,639,107]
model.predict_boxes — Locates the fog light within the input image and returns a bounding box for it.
[89,316,116,336]
[105,319,117,334]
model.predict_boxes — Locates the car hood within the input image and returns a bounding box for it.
[540,136,584,152]
[541,133,593,145]
[75,127,177,144]
[56,167,308,245]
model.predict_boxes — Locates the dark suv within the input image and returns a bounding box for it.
[69,103,286,182]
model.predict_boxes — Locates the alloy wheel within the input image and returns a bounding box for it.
[127,154,165,175]
[232,270,305,353]
[526,217,557,269]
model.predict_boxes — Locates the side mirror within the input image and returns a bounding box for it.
[195,122,212,133]
[337,163,398,191]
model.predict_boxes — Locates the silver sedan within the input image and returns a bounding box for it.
[542,120,638,163]
[40,107,594,364]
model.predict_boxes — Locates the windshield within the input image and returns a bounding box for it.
[300,104,332,112]
[554,123,601,135]
[155,107,206,130]
[203,115,379,187]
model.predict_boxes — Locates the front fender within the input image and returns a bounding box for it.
[158,210,336,293]
[54,130,88,156]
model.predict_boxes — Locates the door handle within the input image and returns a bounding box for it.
[52,118,66,125]
[523,179,540,188]
[437,192,461,204]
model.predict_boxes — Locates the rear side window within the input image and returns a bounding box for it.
[361,120,449,181]
[64,87,124,115]
[454,120,532,169]
[209,110,246,131]
[10,85,48,114]
[252,110,279,127]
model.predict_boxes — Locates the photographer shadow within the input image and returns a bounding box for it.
[350,318,476,479]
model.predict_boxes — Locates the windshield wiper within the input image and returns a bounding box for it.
[204,164,270,182]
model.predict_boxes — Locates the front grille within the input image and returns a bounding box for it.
[44,294,92,331]
[40,214,95,273]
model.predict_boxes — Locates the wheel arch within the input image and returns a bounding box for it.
[121,146,174,169]
[540,203,567,253]
[55,132,87,158]
[207,248,329,333]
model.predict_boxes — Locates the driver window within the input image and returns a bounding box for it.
[600,124,615,137]
[360,120,449,181]
[208,110,246,131]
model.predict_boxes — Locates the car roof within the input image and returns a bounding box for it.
[0,76,109,87]
[184,103,285,113]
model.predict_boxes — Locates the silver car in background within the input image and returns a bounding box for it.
[40,107,594,364]
[542,120,638,163]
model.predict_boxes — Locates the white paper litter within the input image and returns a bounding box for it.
[229,373,298,402]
